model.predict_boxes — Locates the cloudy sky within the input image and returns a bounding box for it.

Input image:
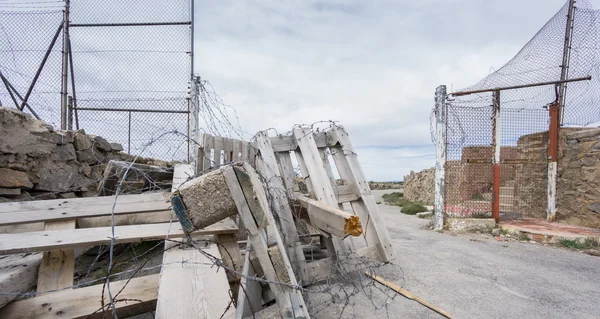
[193,0,600,181]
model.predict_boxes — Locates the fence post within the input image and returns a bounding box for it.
[547,103,559,221]
[67,96,73,130]
[60,0,71,130]
[128,111,132,154]
[491,90,501,223]
[434,85,447,231]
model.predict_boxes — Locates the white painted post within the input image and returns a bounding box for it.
[434,85,447,231]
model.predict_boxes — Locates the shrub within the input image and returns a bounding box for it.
[382,192,407,206]
[402,203,428,215]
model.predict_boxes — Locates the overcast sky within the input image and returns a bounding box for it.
[193,0,600,181]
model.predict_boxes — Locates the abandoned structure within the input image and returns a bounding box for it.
[0,107,396,318]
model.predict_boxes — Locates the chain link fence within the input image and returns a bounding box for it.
[433,0,600,222]
[0,0,192,161]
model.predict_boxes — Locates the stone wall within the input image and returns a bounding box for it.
[403,167,434,204]
[0,107,170,202]
[514,131,548,219]
[557,127,600,228]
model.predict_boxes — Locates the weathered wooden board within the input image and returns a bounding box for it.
[0,274,159,319]
[155,241,234,319]
[295,195,362,238]
[235,245,262,319]
[0,192,170,226]
[329,126,396,262]
[255,131,307,282]
[37,220,76,293]
[0,219,238,254]
[0,253,43,308]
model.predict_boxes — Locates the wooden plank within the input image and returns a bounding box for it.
[217,233,243,298]
[295,195,362,238]
[0,253,43,308]
[277,151,298,197]
[0,219,238,254]
[235,245,262,319]
[0,192,170,226]
[203,134,214,171]
[336,184,360,203]
[255,131,307,282]
[197,133,206,173]
[224,165,304,319]
[0,274,159,319]
[232,139,242,162]
[155,241,234,319]
[172,163,195,190]
[293,127,352,257]
[223,137,234,163]
[270,132,330,152]
[365,272,454,319]
[214,136,224,167]
[330,126,396,262]
[37,220,76,293]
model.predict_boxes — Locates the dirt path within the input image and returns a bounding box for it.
[306,190,600,319]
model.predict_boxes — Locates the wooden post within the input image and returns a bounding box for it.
[37,220,76,293]
[255,131,308,283]
[547,103,559,221]
[491,90,501,223]
[434,85,447,231]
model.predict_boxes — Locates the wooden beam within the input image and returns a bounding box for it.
[295,195,362,238]
[37,220,76,293]
[330,126,396,262]
[335,184,360,203]
[235,244,262,319]
[365,272,454,319]
[255,131,307,282]
[0,219,238,255]
[224,164,308,318]
[155,240,235,319]
[0,274,159,319]
[293,127,352,257]
[0,192,170,226]
[0,253,43,308]
[270,132,331,152]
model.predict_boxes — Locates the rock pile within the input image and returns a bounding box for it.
[403,167,435,204]
[0,107,169,202]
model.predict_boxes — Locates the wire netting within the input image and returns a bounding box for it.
[0,1,192,161]
[435,0,600,220]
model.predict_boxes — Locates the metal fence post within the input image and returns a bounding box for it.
[128,111,132,154]
[67,96,73,130]
[547,103,560,221]
[434,85,447,231]
[492,90,501,223]
[60,0,70,130]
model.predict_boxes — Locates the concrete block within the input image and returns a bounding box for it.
[447,218,496,232]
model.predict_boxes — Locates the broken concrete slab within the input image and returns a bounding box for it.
[447,218,496,232]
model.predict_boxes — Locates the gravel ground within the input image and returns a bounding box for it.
[302,189,600,319]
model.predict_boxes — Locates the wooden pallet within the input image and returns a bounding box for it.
[256,125,396,283]
[0,189,239,318]
[196,133,255,174]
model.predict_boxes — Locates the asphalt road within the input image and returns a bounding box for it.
[305,190,600,319]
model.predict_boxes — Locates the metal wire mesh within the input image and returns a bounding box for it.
[436,0,600,220]
[0,1,192,161]
[76,98,190,161]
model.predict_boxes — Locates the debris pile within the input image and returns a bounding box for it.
[0,123,397,318]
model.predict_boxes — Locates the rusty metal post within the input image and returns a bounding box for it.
[434,85,447,231]
[491,90,501,223]
[547,103,560,221]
